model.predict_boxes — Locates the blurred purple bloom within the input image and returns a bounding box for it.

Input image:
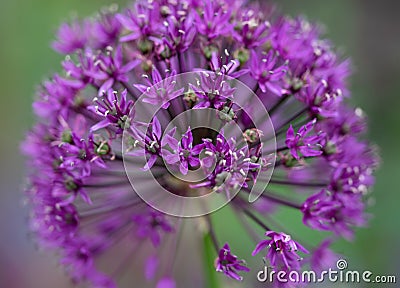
[129,116,170,170]
[310,239,338,273]
[156,277,176,288]
[252,231,308,271]
[91,11,122,49]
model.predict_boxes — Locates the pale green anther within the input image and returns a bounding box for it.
[126,136,139,151]
[243,128,262,143]
[203,45,218,60]
[160,5,171,16]
[96,142,110,156]
[147,141,159,153]
[157,87,167,96]
[73,95,85,107]
[65,179,78,191]
[215,171,231,186]
[183,89,198,107]
[314,95,324,106]
[234,23,243,31]
[138,39,153,54]
[246,31,252,40]
[281,153,299,168]
[61,130,73,143]
[52,159,62,169]
[263,41,272,52]
[341,123,350,134]
[182,150,190,158]
[291,78,304,92]
[142,60,153,72]
[218,106,235,121]
[118,115,130,129]
[160,46,172,59]
[250,155,259,163]
[207,92,216,100]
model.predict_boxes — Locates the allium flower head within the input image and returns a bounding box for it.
[22,0,379,287]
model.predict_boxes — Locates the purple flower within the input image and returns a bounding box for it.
[61,52,101,88]
[309,239,338,273]
[233,8,270,49]
[156,277,176,288]
[252,231,308,271]
[23,0,379,286]
[91,10,122,49]
[190,72,236,109]
[57,132,107,177]
[150,11,196,57]
[132,209,173,247]
[88,89,134,134]
[28,180,79,245]
[285,119,326,160]
[190,132,261,198]
[249,50,289,96]
[62,45,140,96]
[215,243,250,281]
[52,20,88,54]
[301,190,366,240]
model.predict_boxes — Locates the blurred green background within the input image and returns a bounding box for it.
[0,0,399,287]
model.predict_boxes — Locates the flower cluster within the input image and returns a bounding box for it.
[22,0,378,287]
